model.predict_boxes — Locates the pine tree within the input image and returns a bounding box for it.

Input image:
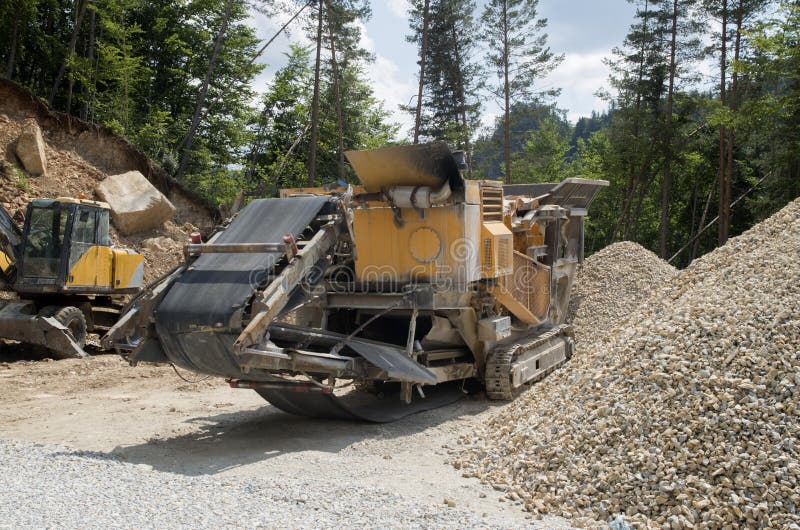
[405,0,481,155]
[480,0,562,183]
[658,0,702,257]
[605,0,670,242]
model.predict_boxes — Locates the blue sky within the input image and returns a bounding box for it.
[251,0,637,138]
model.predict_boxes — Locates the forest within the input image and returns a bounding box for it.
[0,0,798,266]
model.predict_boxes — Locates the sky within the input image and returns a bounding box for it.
[250,0,638,139]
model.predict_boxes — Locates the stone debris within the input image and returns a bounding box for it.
[15,119,47,176]
[95,170,176,235]
[141,235,178,253]
[568,241,677,347]
[454,199,800,528]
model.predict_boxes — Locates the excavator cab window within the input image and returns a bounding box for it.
[22,204,68,279]
[97,209,111,246]
[68,207,97,272]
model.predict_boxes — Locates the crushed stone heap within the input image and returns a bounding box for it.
[568,241,677,348]
[454,199,800,529]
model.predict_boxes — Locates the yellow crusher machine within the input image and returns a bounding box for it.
[0,197,144,358]
[105,142,607,421]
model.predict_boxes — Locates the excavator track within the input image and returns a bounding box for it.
[484,325,574,400]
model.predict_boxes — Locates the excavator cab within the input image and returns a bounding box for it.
[16,198,141,295]
[0,197,144,359]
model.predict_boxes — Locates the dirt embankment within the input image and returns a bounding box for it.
[0,79,219,282]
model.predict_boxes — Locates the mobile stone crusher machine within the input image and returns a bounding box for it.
[105,142,606,421]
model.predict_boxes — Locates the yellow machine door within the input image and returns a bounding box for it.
[66,207,99,288]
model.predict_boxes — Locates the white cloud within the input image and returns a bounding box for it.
[543,52,613,123]
[366,54,416,136]
[355,20,376,52]
[386,0,411,18]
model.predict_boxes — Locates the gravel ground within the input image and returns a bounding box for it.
[0,438,530,529]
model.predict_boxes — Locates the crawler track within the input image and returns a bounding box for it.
[484,325,574,400]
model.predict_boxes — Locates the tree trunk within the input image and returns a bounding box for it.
[49,0,90,105]
[692,176,716,261]
[326,1,346,180]
[725,0,743,237]
[659,0,679,258]
[66,77,74,117]
[718,0,729,245]
[613,0,650,242]
[81,1,96,121]
[451,24,473,177]
[631,172,652,241]
[176,0,233,182]
[5,6,20,78]
[413,0,430,144]
[307,0,324,187]
[502,0,511,183]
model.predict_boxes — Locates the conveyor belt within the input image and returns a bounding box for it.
[152,196,465,421]
[154,197,329,378]
[257,382,464,423]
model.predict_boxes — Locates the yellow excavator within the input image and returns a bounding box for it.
[0,197,144,358]
[105,142,606,421]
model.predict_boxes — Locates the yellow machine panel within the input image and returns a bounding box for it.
[480,222,513,279]
[66,246,143,290]
[67,246,104,287]
[353,203,480,285]
[0,250,13,275]
[94,246,115,288]
[112,250,144,289]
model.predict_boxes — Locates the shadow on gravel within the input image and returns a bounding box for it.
[78,395,490,477]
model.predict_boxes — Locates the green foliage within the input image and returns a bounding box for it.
[404,0,482,149]
[10,165,33,193]
[510,117,570,183]
[245,39,398,194]
[472,102,570,179]
[0,0,263,208]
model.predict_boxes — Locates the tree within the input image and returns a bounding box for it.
[410,0,431,144]
[247,45,314,192]
[404,0,482,155]
[659,0,702,258]
[307,0,324,186]
[49,0,91,106]
[604,0,670,242]
[306,0,371,185]
[511,115,571,182]
[480,0,562,183]
[175,0,234,182]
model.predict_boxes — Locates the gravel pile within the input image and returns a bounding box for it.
[454,199,800,528]
[0,439,513,529]
[568,241,677,347]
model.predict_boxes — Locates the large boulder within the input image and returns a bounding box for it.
[95,170,176,235]
[15,119,47,176]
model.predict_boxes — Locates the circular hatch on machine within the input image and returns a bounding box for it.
[408,227,442,263]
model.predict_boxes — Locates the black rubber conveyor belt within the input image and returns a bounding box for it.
[257,382,464,423]
[152,196,464,422]
[154,197,329,378]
